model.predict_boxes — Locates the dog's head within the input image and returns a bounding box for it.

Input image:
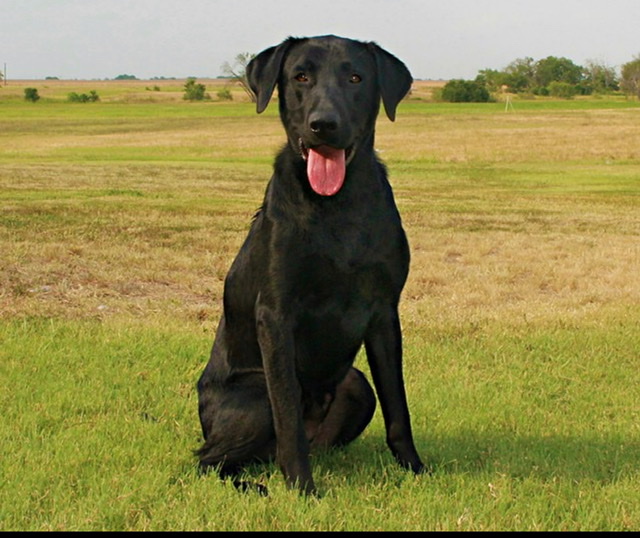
[246,35,412,196]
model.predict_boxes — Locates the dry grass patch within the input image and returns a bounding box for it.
[2,99,639,330]
[380,107,640,164]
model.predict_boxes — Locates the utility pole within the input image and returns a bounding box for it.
[3,63,6,86]
[504,94,514,112]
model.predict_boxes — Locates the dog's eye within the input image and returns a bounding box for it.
[295,73,309,83]
[349,74,362,84]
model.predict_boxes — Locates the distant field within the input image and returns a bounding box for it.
[1,81,639,531]
[0,78,447,103]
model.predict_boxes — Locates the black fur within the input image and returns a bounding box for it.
[197,35,424,495]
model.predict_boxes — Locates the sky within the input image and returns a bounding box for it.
[2,0,639,81]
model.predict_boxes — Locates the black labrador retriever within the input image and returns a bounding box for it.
[197,35,425,495]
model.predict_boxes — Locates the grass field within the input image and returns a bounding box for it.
[1,79,639,531]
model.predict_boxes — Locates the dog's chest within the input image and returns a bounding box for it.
[278,215,408,304]
[306,222,376,271]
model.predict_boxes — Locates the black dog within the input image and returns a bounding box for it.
[197,35,425,495]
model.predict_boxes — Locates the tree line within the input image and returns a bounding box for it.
[11,52,640,105]
[441,55,640,102]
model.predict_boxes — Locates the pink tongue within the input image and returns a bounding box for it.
[307,146,346,196]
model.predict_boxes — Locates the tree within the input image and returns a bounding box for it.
[502,57,536,93]
[478,56,595,96]
[183,78,210,101]
[441,79,491,102]
[582,60,619,94]
[476,68,509,92]
[24,88,40,102]
[534,56,583,90]
[221,52,256,102]
[621,56,640,98]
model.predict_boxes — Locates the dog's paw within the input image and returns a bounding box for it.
[232,480,269,496]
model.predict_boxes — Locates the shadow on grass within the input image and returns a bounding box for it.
[189,427,638,494]
[317,428,639,485]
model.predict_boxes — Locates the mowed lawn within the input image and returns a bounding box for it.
[1,80,639,530]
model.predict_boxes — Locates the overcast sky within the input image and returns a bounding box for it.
[2,0,639,80]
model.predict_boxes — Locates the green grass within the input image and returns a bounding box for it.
[2,316,638,530]
[1,83,640,530]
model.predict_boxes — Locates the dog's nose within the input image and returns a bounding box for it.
[310,118,338,133]
[309,113,339,138]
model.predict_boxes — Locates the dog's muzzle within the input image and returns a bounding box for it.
[298,138,355,166]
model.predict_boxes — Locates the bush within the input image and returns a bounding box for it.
[24,88,40,102]
[68,91,100,103]
[216,87,233,101]
[183,78,210,101]
[547,81,578,99]
[441,79,491,102]
[621,57,640,98]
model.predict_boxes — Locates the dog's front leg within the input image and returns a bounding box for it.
[255,301,316,495]
[365,307,425,474]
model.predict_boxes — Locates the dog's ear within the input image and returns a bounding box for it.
[368,43,413,121]
[246,38,296,114]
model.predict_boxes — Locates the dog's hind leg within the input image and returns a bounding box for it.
[197,377,276,477]
[307,368,376,450]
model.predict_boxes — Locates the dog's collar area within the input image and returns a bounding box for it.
[298,138,355,166]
